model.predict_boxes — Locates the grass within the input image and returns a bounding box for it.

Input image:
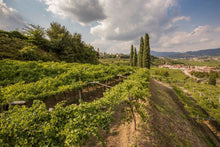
[172,85,207,118]
[99,58,130,66]
[151,66,220,124]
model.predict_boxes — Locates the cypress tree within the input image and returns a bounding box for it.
[138,36,144,67]
[133,47,137,66]
[208,71,216,86]
[143,33,151,69]
[130,45,134,66]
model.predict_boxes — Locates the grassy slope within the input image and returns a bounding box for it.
[137,79,218,146]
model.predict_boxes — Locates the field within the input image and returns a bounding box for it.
[99,58,130,66]
[165,58,220,68]
[1,59,219,146]
[0,59,134,106]
[0,59,150,146]
[151,67,220,125]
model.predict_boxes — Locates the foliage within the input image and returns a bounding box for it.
[0,60,134,105]
[99,58,130,66]
[133,48,137,66]
[23,24,49,50]
[130,45,134,66]
[143,33,151,69]
[46,22,98,63]
[19,46,40,61]
[46,22,72,53]
[190,71,209,78]
[172,85,206,118]
[0,69,150,146]
[208,71,216,86]
[0,30,28,59]
[0,22,99,64]
[154,69,169,77]
[151,67,220,124]
[138,36,144,67]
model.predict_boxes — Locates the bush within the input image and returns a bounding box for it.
[19,46,40,61]
[155,69,169,77]
[208,71,216,86]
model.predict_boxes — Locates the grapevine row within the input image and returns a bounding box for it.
[0,60,134,105]
[0,68,150,146]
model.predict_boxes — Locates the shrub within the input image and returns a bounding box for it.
[19,46,39,61]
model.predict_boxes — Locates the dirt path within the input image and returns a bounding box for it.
[85,78,219,146]
[137,78,219,146]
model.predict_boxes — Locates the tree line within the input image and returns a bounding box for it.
[130,33,151,69]
[0,22,99,64]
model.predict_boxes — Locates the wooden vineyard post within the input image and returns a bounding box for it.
[78,90,82,103]
[105,81,108,90]
[94,84,97,96]
[102,82,104,93]
[87,85,90,99]
[0,105,3,113]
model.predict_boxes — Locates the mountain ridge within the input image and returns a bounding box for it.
[151,48,220,58]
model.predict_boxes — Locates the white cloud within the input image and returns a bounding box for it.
[0,0,26,30]
[214,26,220,32]
[40,0,106,25]
[89,0,192,53]
[91,0,180,41]
[157,25,220,52]
[172,16,190,23]
[92,39,134,54]
[40,0,220,53]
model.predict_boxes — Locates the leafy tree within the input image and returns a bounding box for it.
[143,33,151,69]
[138,36,144,67]
[46,22,72,53]
[23,24,49,50]
[1,22,99,64]
[0,30,28,59]
[133,47,137,66]
[9,31,27,39]
[208,71,216,86]
[130,45,134,66]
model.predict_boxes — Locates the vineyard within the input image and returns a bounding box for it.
[0,60,135,106]
[0,60,150,146]
[151,67,220,125]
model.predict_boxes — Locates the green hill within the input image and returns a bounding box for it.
[0,23,99,64]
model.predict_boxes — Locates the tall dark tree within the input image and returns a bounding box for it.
[130,45,134,66]
[143,33,151,69]
[138,36,144,67]
[208,71,216,86]
[133,47,137,66]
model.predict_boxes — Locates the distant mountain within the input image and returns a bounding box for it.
[168,48,220,58]
[151,51,179,57]
[151,48,220,58]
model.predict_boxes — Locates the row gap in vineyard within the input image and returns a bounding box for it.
[21,75,127,110]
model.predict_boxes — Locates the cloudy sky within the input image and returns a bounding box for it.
[1,0,220,53]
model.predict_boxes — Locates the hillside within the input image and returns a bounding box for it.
[87,79,219,146]
[169,48,220,58]
[0,60,219,146]
[151,51,179,57]
[151,48,220,58]
[0,23,99,64]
